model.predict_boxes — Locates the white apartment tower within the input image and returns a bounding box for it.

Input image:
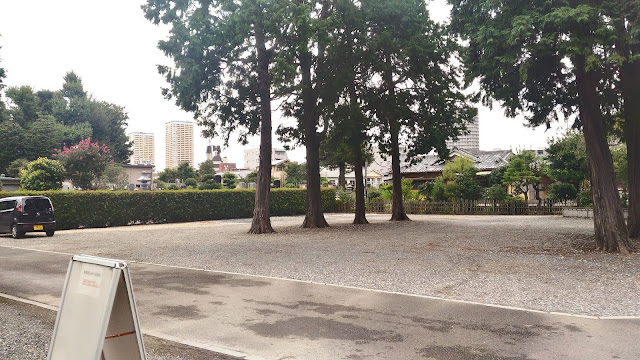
[165,121,194,169]
[128,132,155,165]
[446,115,479,151]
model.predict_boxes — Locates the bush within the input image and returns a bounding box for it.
[485,184,508,202]
[0,188,337,230]
[577,190,593,207]
[367,189,381,200]
[548,183,577,204]
[20,158,65,191]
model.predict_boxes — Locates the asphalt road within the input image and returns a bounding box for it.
[1,245,639,360]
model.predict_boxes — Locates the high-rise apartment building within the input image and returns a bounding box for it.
[165,121,194,169]
[446,115,479,150]
[128,132,155,165]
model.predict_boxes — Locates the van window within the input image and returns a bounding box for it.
[24,198,51,212]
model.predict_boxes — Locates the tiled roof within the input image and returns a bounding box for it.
[402,148,512,174]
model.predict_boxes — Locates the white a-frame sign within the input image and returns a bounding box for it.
[48,255,146,360]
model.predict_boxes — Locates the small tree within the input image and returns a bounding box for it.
[442,157,476,182]
[222,172,238,189]
[284,162,306,188]
[199,174,222,190]
[6,158,30,178]
[176,162,197,183]
[96,164,129,190]
[431,178,447,201]
[502,152,540,203]
[54,137,112,190]
[184,178,198,189]
[20,157,65,191]
[485,185,509,202]
[157,168,178,184]
[456,167,483,201]
[198,160,216,180]
[548,183,578,205]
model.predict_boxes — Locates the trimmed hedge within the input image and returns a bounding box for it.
[0,188,337,230]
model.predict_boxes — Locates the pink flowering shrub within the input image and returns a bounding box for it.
[54,137,113,190]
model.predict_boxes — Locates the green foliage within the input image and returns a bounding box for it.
[548,183,578,203]
[198,160,216,179]
[578,190,593,208]
[366,189,381,200]
[96,164,129,190]
[442,157,476,181]
[222,172,238,189]
[6,158,29,178]
[185,178,198,189]
[611,145,628,189]
[176,162,197,183]
[246,171,258,184]
[320,177,329,187]
[19,157,65,191]
[0,72,131,168]
[379,179,419,201]
[418,182,433,200]
[456,167,483,200]
[489,166,507,186]
[546,131,588,189]
[502,152,540,201]
[0,188,337,230]
[431,177,447,201]
[157,168,178,183]
[485,184,509,202]
[444,183,460,201]
[284,162,306,187]
[54,138,113,190]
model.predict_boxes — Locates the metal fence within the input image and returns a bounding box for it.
[335,199,563,215]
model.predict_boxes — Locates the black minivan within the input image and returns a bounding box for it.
[0,196,56,238]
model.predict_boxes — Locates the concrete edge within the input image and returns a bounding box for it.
[0,292,258,360]
[2,244,640,321]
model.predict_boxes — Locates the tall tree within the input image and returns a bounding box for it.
[363,0,475,221]
[605,1,640,238]
[143,0,289,233]
[276,0,334,228]
[448,0,633,253]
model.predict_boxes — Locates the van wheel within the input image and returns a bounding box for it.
[46,230,55,237]
[11,224,23,239]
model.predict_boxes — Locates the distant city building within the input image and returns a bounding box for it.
[165,121,194,169]
[244,148,288,171]
[128,132,155,165]
[446,115,480,151]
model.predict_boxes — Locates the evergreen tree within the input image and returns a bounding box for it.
[448,0,633,252]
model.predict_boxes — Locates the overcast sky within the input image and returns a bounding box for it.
[0,0,567,171]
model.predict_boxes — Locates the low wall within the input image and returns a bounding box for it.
[563,207,628,219]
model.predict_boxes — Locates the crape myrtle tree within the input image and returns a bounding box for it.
[448,0,634,253]
[143,0,290,234]
[362,0,475,221]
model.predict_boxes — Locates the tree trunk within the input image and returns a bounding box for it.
[249,6,274,234]
[348,80,368,225]
[338,161,346,190]
[300,51,329,229]
[574,55,632,253]
[621,59,640,239]
[382,54,409,221]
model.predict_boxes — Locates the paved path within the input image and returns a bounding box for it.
[1,246,638,360]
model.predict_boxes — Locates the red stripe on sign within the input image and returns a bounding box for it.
[105,330,136,340]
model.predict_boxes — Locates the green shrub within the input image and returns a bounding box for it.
[577,190,593,207]
[548,183,577,203]
[485,185,508,202]
[0,188,336,230]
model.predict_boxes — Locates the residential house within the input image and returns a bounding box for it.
[401,148,513,186]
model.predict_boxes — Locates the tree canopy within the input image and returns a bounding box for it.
[0,72,131,174]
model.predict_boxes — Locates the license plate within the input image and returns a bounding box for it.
[33,225,43,230]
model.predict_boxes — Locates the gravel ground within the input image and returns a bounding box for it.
[0,297,240,360]
[2,214,639,317]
